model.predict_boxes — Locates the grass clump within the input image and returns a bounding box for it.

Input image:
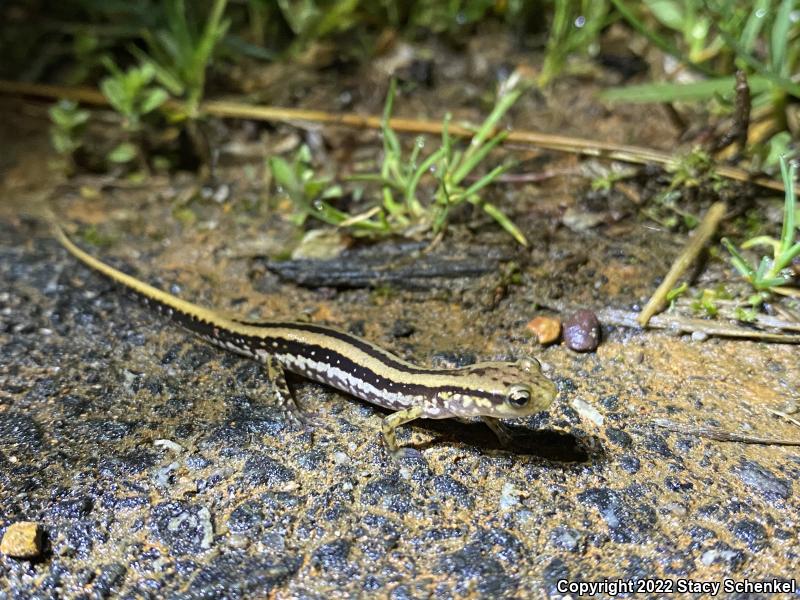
[722,156,800,302]
[270,76,531,245]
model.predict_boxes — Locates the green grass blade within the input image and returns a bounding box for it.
[741,235,781,253]
[477,201,529,247]
[452,131,509,186]
[610,0,716,76]
[600,75,772,103]
[460,162,514,199]
[754,255,771,281]
[346,173,406,192]
[405,146,446,212]
[774,242,800,271]
[779,156,797,256]
[722,237,756,278]
[716,27,800,98]
[771,0,794,76]
[456,88,521,173]
[739,0,770,52]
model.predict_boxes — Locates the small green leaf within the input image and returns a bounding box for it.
[644,0,684,31]
[666,281,688,302]
[140,87,169,114]
[100,77,127,114]
[269,157,297,190]
[108,142,137,164]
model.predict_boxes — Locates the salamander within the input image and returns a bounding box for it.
[53,222,557,455]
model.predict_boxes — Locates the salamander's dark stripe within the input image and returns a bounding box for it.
[217,328,497,402]
[132,284,496,399]
[232,318,475,377]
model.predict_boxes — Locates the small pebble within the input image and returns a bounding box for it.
[1,522,42,559]
[526,316,561,345]
[572,398,604,426]
[690,331,708,342]
[499,482,524,511]
[563,309,601,352]
[391,320,415,338]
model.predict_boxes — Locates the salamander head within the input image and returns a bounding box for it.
[436,358,557,419]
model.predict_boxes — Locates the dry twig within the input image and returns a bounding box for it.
[0,79,796,195]
[638,201,727,326]
[653,418,800,446]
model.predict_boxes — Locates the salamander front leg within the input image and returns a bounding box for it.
[482,416,514,448]
[381,406,424,458]
[264,355,318,430]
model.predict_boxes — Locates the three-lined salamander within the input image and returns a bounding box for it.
[53,222,557,454]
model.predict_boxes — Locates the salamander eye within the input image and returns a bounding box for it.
[506,384,531,408]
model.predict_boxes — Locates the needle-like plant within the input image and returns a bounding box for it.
[722,156,799,300]
[270,76,530,245]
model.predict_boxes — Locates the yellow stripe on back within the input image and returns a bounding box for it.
[52,221,237,330]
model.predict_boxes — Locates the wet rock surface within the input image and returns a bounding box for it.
[3,211,799,598]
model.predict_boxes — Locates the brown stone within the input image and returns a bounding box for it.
[0,521,42,559]
[526,316,561,345]
[563,309,601,352]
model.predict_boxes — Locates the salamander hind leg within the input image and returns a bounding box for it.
[381,406,424,459]
[264,355,321,430]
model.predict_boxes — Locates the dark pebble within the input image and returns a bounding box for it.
[228,500,266,534]
[90,562,127,598]
[559,405,582,426]
[363,575,382,592]
[605,427,632,447]
[176,552,300,600]
[431,475,474,508]
[360,476,413,514]
[734,459,792,502]
[643,434,674,458]
[160,343,182,364]
[390,320,415,338]
[185,455,211,470]
[348,320,366,337]
[295,449,327,471]
[430,351,476,368]
[242,454,296,487]
[180,345,216,370]
[664,476,693,492]
[49,496,93,520]
[600,394,619,410]
[312,539,352,572]
[555,377,577,393]
[687,525,716,547]
[618,455,641,474]
[563,309,601,352]
[542,557,571,595]
[437,543,518,597]
[64,520,108,558]
[390,584,413,600]
[0,414,43,449]
[149,501,214,555]
[577,488,657,543]
[730,519,767,550]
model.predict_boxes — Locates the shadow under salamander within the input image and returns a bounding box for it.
[412,418,596,463]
